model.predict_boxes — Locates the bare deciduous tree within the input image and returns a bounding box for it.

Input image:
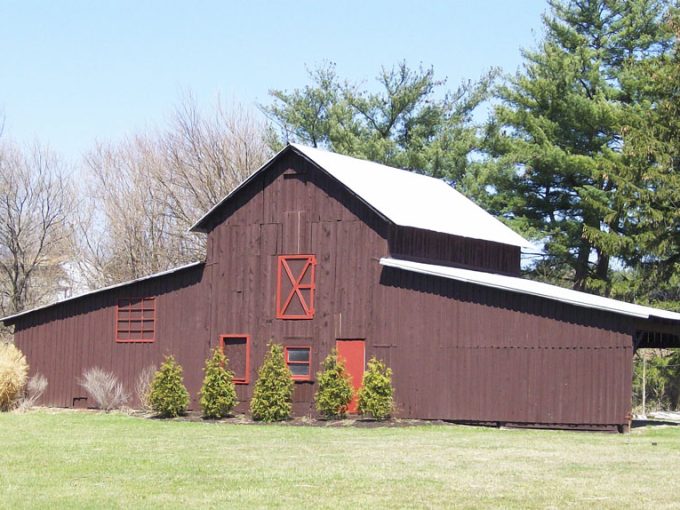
[0,141,74,317]
[78,98,271,286]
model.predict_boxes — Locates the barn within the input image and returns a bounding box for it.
[4,143,680,430]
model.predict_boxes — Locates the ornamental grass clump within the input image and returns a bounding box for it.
[358,357,394,421]
[79,367,129,411]
[200,348,237,419]
[0,343,28,411]
[315,349,353,419]
[149,355,190,418]
[250,343,293,422]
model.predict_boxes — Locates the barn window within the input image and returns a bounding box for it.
[276,255,316,319]
[285,346,312,381]
[116,297,155,343]
[220,335,251,384]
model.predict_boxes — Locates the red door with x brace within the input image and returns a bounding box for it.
[276,255,316,319]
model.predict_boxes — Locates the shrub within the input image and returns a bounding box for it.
[200,348,237,419]
[17,373,48,412]
[135,365,156,412]
[79,367,129,411]
[250,343,293,422]
[358,357,394,421]
[149,355,190,418]
[315,349,353,419]
[0,343,28,411]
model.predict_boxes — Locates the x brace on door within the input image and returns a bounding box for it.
[276,255,317,319]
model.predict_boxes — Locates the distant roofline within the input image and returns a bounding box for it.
[1,261,205,324]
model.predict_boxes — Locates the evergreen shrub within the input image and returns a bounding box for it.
[200,348,237,419]
[149,355,190,418]
[357,357,394,421]
[250,343,293,422]
[315,349,353,419]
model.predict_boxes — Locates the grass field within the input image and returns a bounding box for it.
[1,411,679,509]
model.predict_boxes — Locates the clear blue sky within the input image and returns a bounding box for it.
[0,1,547,163]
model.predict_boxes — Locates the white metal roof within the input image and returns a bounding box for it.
[1,261,204,324]
[380,257,680,322]
[192,144,531,248]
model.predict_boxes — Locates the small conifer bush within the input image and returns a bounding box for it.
[0,343,28,411]
[200,348,237,419]
[149,355,190,418]
[357,357,394,421]
[315,349,353,419]
[250,343,293,422]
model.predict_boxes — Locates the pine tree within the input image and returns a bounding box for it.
[483,0,673,295]
[250,343,294,422]
[148,355,190,418]
[315,349,353,419]
[199,348,237,419]
[357,357,394,421]
[619,11,680,306]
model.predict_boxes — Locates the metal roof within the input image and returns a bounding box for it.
[1,261,204,324]
[380,257,680,322]
[191,144,532,248]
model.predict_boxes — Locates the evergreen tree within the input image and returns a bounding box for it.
[619,10,680,306]
[199,348,238,419]
[264,61,495,183]
[483,0,673,294]
[148,355,190,418]
[250,343,294,422]
[315,349,354,419]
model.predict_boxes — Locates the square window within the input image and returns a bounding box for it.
[116,298,155,343]
[276,255,316,319]
[220,335,251,384]
[285,346,312,381]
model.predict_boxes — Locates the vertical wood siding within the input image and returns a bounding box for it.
[13,265,208,408]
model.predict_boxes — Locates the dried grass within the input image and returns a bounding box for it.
[79,367,128,411]
[16,373,48,412]
[135,365,156,412]
[0,343,28,411]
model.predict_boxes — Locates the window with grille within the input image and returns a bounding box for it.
[285,346,312,381]
[116,298,155,343]
[276,255,316,319]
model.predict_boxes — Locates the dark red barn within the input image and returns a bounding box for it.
[4,144,679,430]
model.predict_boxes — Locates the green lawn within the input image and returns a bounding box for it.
[1,411,679,509]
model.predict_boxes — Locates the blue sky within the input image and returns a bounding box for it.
[0,1,547,163]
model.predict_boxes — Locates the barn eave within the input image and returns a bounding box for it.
[380,257,680,323]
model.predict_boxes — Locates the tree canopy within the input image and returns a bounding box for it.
[481,0,675,295]
[264,61,494,184]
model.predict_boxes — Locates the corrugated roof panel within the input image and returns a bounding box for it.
[380,257,680,321]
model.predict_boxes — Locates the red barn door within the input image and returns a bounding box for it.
[336,339,365,414]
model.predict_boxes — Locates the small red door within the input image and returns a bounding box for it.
[336,339,365,414]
